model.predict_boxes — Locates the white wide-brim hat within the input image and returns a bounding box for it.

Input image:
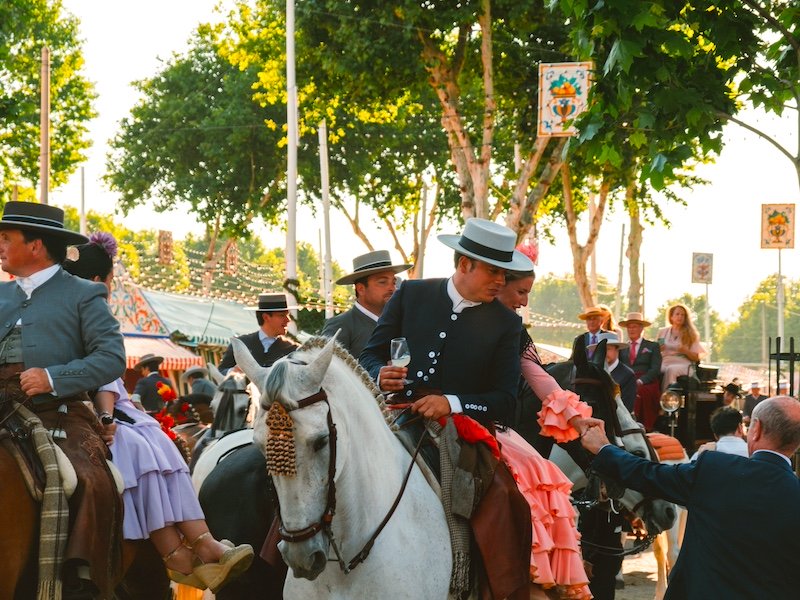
[587,331,629,350]
[438,218,533,271]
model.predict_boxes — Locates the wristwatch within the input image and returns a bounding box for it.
[99,412,114,426]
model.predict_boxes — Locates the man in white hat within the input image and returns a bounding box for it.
[181,365,216,397]
[0,201,126,598]
[618,312,663,431]
[218,292,299,374]
[588,332,637,413]
[360,218,534,598]
[574,305,611,357]
[742,381,767,425]
[321,250,411,357]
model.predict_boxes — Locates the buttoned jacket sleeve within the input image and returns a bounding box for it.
[19,271,125,398]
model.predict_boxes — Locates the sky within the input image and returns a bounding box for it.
[50,0,799,326]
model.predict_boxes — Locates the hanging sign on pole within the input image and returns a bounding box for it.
[691,253,713,284]
[761,204,795,248]
[537,62,593,137]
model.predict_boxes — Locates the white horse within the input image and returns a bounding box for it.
[232,335,455,599]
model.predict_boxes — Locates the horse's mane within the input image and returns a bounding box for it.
[272,336,394,427]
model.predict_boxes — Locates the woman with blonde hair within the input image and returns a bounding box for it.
[597,303,623,340]
[657,303,705,390]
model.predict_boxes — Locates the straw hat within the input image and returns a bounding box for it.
[578,306,610,320]
[438,218,534,271]
[619,312,652,327]
[336,250,412,285]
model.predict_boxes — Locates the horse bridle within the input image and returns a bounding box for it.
[273,388,426,575]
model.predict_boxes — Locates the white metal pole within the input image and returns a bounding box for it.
[615,224,625,317]
[318,120,333,319]
[704,282,711,360]
[39,46,50,205]
[285,0,298,330]
[417,180,427,279]
[777,248,784,340]
[80,167,87,235]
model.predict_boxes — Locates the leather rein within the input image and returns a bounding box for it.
[275,388,426,574]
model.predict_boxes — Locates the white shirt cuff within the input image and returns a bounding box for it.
[445,394,462,414]
[45,369,57,396]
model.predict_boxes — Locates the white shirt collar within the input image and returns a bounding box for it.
[15,264,60,298]
[354,301,380,322]
[605,358,620,372]
[258,329,276,352]
[446,277,482,314]
[752,448,792,465]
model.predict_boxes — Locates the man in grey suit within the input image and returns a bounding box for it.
[0,201,126,599]
[321,250,410,357]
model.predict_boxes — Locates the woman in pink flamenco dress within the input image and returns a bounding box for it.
[496,266,600,600]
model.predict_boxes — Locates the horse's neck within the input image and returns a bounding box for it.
[331,398,413,545]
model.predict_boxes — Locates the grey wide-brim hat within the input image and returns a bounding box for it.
[0,201,88,245]
[133,353,164,371]
[586,332,629,351]
[180,365,209,381]
[336,250,412,285]
[438,218,533,271]
[245,292,299,312]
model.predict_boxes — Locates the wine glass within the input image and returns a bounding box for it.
[390,337,413,385]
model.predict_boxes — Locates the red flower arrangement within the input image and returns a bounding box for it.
[152,408,177,440]
[156,381,177,402]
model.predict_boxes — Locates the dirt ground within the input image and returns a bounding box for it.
[616,548,659,600]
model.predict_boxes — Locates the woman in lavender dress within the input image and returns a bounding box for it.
[64,233,253,594]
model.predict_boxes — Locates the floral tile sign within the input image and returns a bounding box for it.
[691,252,713,284]
[761,204,795,249]
[538,61,593,137]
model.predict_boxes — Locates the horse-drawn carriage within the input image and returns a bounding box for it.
[658,367,724,454]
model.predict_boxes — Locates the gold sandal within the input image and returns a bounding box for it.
[193,543,255,594]
[162,542,208,590]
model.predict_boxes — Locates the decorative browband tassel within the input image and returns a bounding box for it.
[266,402,296,477]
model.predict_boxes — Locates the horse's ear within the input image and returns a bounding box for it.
[207,362,224,385]
[304,334,337,389]
[572,335,588,369]
[592,339,608,367]
[232,338,270,392]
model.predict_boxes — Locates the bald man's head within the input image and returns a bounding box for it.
[748,396,800,456]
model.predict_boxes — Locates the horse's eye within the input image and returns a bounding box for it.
[312,435,329,452]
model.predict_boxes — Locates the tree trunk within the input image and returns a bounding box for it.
[563,163,610,309]
[420,0,495,221]
[625,182,644,312]
[516,137,567,242]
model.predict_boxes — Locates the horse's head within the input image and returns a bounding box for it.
[209,370,253,433]
[232,336,337,579]
[554,338,677,535]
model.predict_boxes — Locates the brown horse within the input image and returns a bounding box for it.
[0,443,172,599]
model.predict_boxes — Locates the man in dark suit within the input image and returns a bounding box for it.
[361,218,534,600]
[0,201,126,598]
[321,250,410,357]
[218,293,299,374]
[589,332,637,413]
[742,381,767,425]
[131,353,175,413]
[574,306,610,358]
[618,312,662,430]
[580,395,800,600]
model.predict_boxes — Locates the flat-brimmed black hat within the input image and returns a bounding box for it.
[245,292,299,312]
[336,250,412,285]
[0,201,88,245]
[133,353,164,371]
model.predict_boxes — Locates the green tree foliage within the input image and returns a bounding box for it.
[0,0,96,201]
[105,26,286,238]
[716,276,800,363]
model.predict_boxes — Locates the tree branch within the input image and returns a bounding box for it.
[715,109,795,165]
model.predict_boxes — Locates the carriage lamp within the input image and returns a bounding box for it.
[660,389,682,438]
